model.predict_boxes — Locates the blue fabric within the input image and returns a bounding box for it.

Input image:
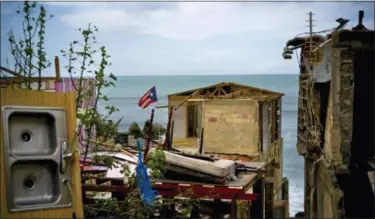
[136,140,158,206]
[136,137,145,148]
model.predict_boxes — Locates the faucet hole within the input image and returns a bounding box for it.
[20,130,32,143]
[23,176,36,190]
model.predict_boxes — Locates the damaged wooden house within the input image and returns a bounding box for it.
[282,10,374,218]
[165,82,289,218]
[81,82,291,218]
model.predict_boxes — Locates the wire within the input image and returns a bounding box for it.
[294,27,336,38]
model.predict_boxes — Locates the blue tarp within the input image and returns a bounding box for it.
[136,140,158,206]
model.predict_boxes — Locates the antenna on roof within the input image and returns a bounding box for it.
[305,12,317,64]
[307,12,315,56]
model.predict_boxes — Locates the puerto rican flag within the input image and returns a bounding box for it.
[138,86,158,109]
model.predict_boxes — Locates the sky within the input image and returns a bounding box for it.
[1,1,374,76]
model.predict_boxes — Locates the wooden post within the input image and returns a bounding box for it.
[169,121,175,149]
[54,56,61,81]
[143,108,155,161]
[231,194,238,219]
[199,128,204,154]
[163,107,173,150]
[251,179,264,219]
[265,166,275,218]
[212,199,223,219]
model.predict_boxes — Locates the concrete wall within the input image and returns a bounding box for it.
[300,30,374,219]
[316,162,344,219]
[202,99,260,155]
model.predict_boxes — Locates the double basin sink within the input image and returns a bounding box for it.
[2,106,73,212]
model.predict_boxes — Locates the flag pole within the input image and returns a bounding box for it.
[143,108,154,162]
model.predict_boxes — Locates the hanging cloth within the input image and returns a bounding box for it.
[136,140,158,206]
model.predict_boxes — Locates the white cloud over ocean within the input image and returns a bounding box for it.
[1,2,374,75]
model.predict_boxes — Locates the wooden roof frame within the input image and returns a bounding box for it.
[168,82,284,101]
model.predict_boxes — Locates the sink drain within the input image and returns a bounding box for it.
[23,176,36,190]
[20,130,32,143]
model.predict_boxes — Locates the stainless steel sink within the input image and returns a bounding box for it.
[2,106,73,212]
[8,112,57,156]
[11,160,60,206]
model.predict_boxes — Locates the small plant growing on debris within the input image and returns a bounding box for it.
[60,23,122,166]
[7,1,53,89]
[60,22,196,218]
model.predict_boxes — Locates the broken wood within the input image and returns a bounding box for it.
[199,128,204,154]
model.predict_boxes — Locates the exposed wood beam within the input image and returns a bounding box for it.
[211,86,220,97]
[219,87,227,95]
[222,89,242,98]
[0,66,22,77]
[174,90,199,110]
[156,105,175,109]
[0,77,59,83]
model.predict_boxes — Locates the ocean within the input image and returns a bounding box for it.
[100,74,304,215]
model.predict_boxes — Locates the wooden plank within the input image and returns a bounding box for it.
[264,177,275,184]
[0,88,83,218]
[0,77,59,82]
[227,173,259,190]
[82,184,258,200]
[154,172,259,189]
[0,66,23,77]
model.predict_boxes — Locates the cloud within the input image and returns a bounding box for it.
[59,2,374,41]
[193,49,236,63]
[2,2,373,76]
[43,1,107,7]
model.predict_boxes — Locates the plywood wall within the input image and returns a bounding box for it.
[0,88,83,218]
[169,101,187,139]
[202,99,260,154]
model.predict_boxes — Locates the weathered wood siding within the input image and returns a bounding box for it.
[202,99,260,154]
